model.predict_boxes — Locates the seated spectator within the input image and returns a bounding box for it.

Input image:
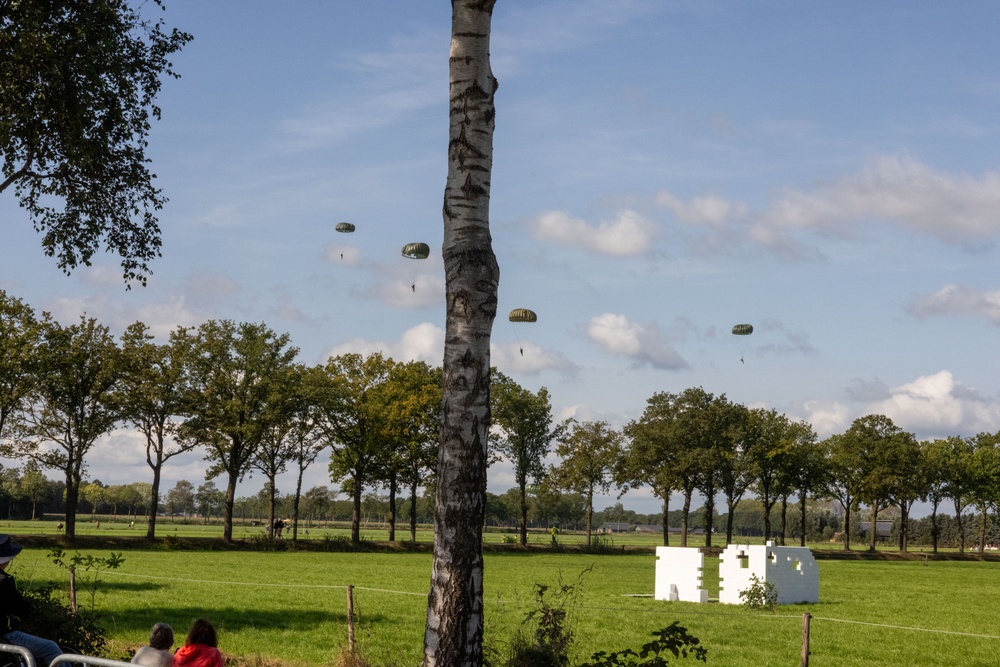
[0,534,63,666]
[172,619,222,667]
[131,623,174,667]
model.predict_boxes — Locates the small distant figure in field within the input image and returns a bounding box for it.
[56,523,64,533]
[273,518,284,539]
[551,526,558,545]
[130,521,135,529]
[131,622,174,667]
[173,619,223,667]
[96,520,101,529]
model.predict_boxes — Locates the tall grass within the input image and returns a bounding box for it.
[8,543,1000,667]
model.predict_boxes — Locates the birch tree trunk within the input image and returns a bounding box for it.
[423,2,499,666]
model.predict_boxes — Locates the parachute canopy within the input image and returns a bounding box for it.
[508,308,537,323]
[335,222,355,233]
[401,242,430,260]
[731,323,753,336]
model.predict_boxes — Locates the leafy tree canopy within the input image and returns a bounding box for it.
[0,0,191,285]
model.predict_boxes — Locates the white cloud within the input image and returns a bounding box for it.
[45,295,202,340]
[795,371,1000,440]
[372,270,443,308]
[367,256,444,309]
[525,209,658,256]
[655,191,748,226]
[753,318,820,357]
[907,284,1000,324]
[754,156,1000,248]
[585,313,687,370]
[866,371,1000,438]
[79,265,129,287]
[491,341,578,378]
[324,322,445,365]
[650,158,1000,260]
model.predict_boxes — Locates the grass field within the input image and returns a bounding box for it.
[5,519,1000,666]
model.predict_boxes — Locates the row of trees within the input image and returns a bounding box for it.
[7,291,1000,554]
[9,292,1000,550]
[0,290,444,542]
[609,389,1000,555]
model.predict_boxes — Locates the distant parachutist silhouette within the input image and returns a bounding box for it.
[740,356,744,364]
[411,283,416,292]
[519,346,524,357]
[340,252,344,260]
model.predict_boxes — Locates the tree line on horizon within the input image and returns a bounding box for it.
[3,289,1000,553]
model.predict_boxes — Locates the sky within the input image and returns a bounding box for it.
[4,1,1000,516]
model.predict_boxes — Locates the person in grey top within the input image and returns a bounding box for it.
[131,623,174,667]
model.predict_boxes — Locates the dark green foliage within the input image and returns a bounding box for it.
[246,533,290,551]
[0,0,192,285]
[17,583,108,656]
[493,573,587,667]
[582,623,707,667]
[518,583,575,666]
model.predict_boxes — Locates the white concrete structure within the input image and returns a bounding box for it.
[718,542,819,605]
[653,542,819,605]
[654,546,708,603]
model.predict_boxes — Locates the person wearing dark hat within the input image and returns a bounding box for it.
[0,534,63,666]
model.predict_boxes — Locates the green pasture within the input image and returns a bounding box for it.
[6,532,1000,667]
[6,517,723,548]
[9,517,933,551]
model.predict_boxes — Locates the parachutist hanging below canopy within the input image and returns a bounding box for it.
[402,243,430,292]
[509,309,537,355]
[731,323,753,363]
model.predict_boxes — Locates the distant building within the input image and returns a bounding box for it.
[857,520,894,538]
[597,522,631,534]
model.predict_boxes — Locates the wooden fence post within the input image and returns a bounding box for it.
[69,565,77,614]
[346,585,355,653]
[801,612,811,667]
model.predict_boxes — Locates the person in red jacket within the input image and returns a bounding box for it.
[171,619,222,667]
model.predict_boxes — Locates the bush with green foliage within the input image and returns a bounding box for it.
[489,573,586,667]
[17,583,108,656]
[738,574,777,612]
[581,623,708,667]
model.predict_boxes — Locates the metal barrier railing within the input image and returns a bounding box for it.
[51,656,133,667]
[0,643,36,667]
[0,645,134,667]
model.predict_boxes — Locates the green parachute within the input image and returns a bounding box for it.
[401,242,430,292]
[335,222,355,233]
[508,308,538,323]
[731,323,753,363]
[401,242,430,260]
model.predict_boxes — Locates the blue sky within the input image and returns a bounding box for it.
[4,1,1000,515]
